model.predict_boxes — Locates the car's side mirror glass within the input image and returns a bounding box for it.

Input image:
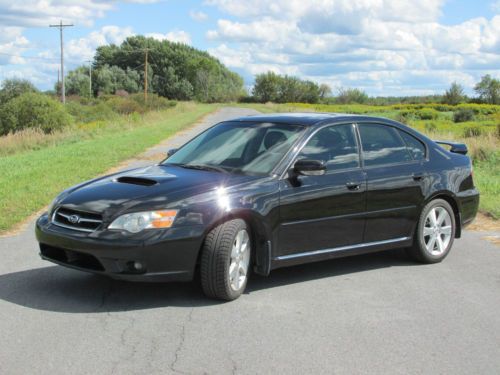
[293,159,326,176]
[167,148,178,158]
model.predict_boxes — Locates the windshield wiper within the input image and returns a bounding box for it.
[175,163,230,174]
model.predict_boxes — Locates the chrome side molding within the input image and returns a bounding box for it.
[275,237,411,261]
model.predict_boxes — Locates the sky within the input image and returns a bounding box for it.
[0,0,499,96]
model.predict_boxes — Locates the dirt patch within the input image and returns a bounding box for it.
[481,236,500,246]
[466,212,500,232]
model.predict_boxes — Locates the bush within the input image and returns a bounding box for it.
[65,100,118,123]
[0,92,73,135]
[453,108,475,123]
[463,126,482,138]
[418,108,439,120]
[129,93,177,111]
[0,78,38,105]
[106,96,144,115]
[424,123,437,132]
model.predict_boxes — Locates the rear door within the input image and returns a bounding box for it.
[277,123,367,258]
[358,123,427,242]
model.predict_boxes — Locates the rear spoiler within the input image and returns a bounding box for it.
[434,140,468,155]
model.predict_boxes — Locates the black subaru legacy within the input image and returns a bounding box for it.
[36,113,479,300]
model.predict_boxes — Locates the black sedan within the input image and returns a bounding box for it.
[36,113,479,300]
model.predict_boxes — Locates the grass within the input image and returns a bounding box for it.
[0,102,218,233]
[240,102,500,219]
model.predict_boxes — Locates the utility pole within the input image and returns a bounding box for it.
[86,60,92,98]
[144,48,149,102]
[50,20,74,104]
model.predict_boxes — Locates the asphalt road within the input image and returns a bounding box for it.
[1,108,499,375]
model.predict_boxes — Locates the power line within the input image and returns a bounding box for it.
[50,20,73,104]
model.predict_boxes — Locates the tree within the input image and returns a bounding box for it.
[65,66,91,97]
[0,78,38,105]
[474,75,500,104]
[336,87,368,104]
[443,82,465,105]
[252,72,281,102]
[93,65,141,95]
[319,83,332,100]
[93,35,244,102]
[252,72,322,104]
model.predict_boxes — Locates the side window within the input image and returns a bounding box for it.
[358,124,412,167]
[298,124,360,170]
[398,130,426,161]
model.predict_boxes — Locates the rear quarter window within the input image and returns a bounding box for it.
[398,130,426,161]
[358,123,412,167]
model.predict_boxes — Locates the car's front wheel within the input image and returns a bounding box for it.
[408,198,456,263]
[200,219,251,300]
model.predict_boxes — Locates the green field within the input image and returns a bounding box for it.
[239,102,500,219]
[0,102,218,233]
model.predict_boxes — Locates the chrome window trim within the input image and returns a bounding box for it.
[275,236,411,261]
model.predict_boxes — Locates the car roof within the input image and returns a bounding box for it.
[230,112,381,126]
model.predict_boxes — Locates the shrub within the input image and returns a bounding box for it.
[0,78,38,105]
[424,123,437,133]
[463,126,482,138]
[0,92,73,135]
[65,100,118,123]
[106,96,144,115]
[453,108,475,123]
[418,108,439,120]
[129,93,177,111]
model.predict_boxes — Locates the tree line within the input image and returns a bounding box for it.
[250,73,499,105]
[63,36,244,102]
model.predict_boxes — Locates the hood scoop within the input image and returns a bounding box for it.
[115,176,158,186]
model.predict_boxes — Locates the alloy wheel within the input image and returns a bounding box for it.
[229,229,250,291]
[423,206,453,256]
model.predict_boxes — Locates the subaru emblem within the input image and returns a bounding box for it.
[68,214,80,224]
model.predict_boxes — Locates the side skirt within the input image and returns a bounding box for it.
[271,236,412,269]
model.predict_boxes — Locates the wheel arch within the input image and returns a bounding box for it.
[197,209,273,276]
[425,192,462,238]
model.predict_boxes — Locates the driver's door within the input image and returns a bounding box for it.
[276,123,367,259]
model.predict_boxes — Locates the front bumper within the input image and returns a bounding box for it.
[35,213,206,282]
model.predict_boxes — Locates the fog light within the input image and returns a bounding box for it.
[133,261,143,270]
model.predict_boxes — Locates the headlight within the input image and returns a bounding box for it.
[108,210,178,233]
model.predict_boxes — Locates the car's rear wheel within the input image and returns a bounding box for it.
[200,219,251,300]
[408,199,456,263]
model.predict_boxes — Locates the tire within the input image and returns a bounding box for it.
[408,199,456,264]
[200,219,251,301]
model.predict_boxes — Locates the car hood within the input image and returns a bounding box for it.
[58,164,260,218]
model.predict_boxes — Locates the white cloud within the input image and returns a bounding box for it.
[206,0,500,95]
[147,30,192,44]
[0,0,162,27]
[0,27,30,65]
[66,26,134,62]
[190,10,208,21]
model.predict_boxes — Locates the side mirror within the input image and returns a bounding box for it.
[293,159,326,176]
[167,148,178,158]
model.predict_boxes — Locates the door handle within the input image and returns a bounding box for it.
[346,182,361,191]
[412,173,425,181]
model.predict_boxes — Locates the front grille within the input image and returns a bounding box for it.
[52,207,103,232]
[40,244,104,271]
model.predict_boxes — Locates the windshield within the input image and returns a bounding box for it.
[163,121,305,175]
